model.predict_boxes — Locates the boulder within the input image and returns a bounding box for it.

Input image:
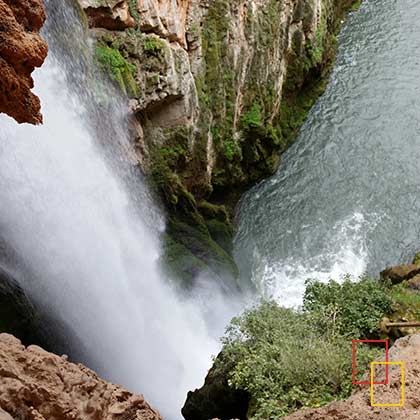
[380,264,420,284]
[0,333,163,420]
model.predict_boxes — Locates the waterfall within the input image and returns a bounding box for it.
[0,2,238,418]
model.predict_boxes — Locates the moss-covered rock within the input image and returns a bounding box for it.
[79,0,362,288]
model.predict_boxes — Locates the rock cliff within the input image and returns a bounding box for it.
[77,0,360,286]
[0,333,163,420]
[0,0,48,124]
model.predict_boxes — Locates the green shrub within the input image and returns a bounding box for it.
[224,138,241,161]
[95,45,138,96]
[303,277,393,338]
[220,300,382,419]
[241,103,263,130]
[413,252,420,265]
[143,37,165,53]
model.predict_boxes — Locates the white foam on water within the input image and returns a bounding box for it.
[255,212,381,307]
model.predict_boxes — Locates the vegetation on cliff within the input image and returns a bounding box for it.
[95,44,138,96]
[80,0,362,288]
[216,278,390,419]
[184,269,420,420]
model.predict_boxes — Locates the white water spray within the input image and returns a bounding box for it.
[0,12,239,419]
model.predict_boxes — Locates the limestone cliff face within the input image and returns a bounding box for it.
[0,0,48,124]
[0,333,163,420]
[77,0,358,286]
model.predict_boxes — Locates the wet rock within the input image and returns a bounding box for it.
[0,333,163,420]
[182,354,250,420]
[380,264,420,284]
[0,0,48,124]
[0,267,46,347]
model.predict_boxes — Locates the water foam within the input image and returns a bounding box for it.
[255,212,381,307]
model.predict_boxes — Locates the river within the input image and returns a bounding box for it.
[234,0,420,306]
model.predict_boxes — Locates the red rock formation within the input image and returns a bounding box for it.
[0,0,48,124]
[0,334,164,420]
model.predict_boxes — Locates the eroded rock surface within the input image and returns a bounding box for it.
[0,333,163,420]
[0,0,48,124]
[284,334,420,420]
[79,0,136,30]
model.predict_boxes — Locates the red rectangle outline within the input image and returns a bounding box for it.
[352,339,389,385]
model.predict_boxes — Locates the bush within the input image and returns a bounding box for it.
[241,103,263,130]
[219,298,382,419]
[218,277,393,419]
[303,277,393,338]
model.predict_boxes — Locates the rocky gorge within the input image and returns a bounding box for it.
[4,0,420,419]
[75,0,361,286]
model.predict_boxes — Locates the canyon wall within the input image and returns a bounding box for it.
[0,0,48,124]
[77,0,359,286]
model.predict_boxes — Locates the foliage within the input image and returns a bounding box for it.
[224,138,241,161]
[95,45,138,96]
[389,283,420,320]
[413,252,420,265]
[127,0,139,22]
[143,36,164,53]
[351,0,363,12]
[303,277,393,338]
[219,299,383,419]
[241,103,263,130]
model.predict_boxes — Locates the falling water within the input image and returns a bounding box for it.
[0,2,238,418]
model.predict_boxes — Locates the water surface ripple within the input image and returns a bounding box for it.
[234,0,420,306]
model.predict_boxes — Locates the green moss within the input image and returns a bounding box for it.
[223,138,241,161]
[351,0,363,11]
[241,103,263,130]
[389,283,420,321]
[143,0,361,289]
[160,233,209,288]
[95,45,138,96]
[127,0,140,22]
[143,36,165,53]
